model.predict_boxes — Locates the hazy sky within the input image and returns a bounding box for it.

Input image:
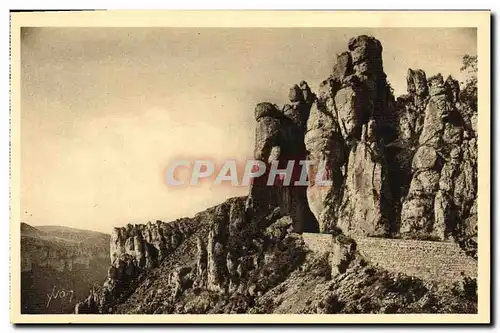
[20,28,476,233]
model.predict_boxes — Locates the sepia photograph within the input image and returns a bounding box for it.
[9,10,491,324]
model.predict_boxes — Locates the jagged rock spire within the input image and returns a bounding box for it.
[306,35,394,235]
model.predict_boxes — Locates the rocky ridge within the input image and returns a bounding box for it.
[75,35,478,314]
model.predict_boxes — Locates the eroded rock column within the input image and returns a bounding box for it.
[305,35,394,236]
[304,76,346,233]
[248,83,319,233]
[400,74,469,240]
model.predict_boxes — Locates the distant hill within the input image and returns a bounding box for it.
[20,223,110,314]
[20,222,44,238]
[35,225,110,245]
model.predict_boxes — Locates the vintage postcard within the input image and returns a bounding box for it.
[10,10,491,324]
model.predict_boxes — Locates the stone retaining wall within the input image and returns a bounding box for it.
[356,237,477,283]
[302,233,477,283]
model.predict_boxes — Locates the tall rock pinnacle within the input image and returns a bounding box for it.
[306,35,394,235]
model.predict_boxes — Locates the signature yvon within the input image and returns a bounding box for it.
[46,284,101,308]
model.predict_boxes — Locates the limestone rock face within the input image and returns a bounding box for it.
[194,236,207,288]
[335,86,362,142]
[21,224,110,314]
[76,216,200,314]
[338,120,390,236]
[21,225,109,273]
[304,100,346,233]
[206,205,230,292]
[110,219,193,270]
[396,69,428,145]
[305,35,394,235]
[407,69,429,104]
[399,72,476,241]
[452,136,478,256]
[288,84,303,103]
[248,102,283,217]
[296,35,476,244]
[248,82,319,233]
[331,51,353,82]
[348,35,383,73]
[21,241,100,273]
[253,103,283,162]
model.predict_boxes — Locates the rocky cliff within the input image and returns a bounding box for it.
[303,36,477,252]
[20,224,110,314]
[305,36,395,236]
[75,35,478,314]
[395,71,477,259]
